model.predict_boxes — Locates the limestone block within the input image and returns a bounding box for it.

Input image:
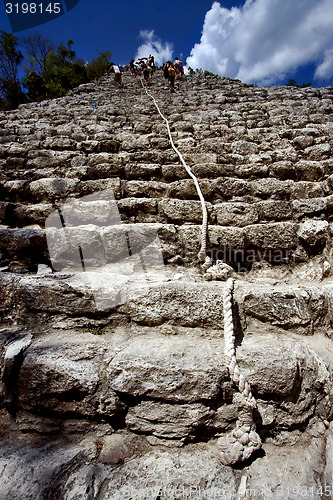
[167,179,201,200]
[11,203,54,227]
[126,401,214,439]
[291,180,325,200]
[159,199,205,224]
[1,180,29,202]
[0,227,47,269]
[121,134,151,152]
[246,436,326,500]
[297,220,329,246]
[270,161,295,180]
[117,198,158,223]
[78,140,99,153]
[231,140,259,155]
[47,225,105,270]
[2,333,33,386]
[102,223,178,262]
[7,143,28,156]
[257,200,293,221]
[107,334,227,402]
[294,160,324,181]
[234,163,269,178]
[243,222,298,250]
[44,136,76,150]
[0,436,96,500]
[79,178,121,198]
[27,150,75,169]
[71,154,87,168]
[29,178,79,201]
[292,197,327,218]
[272,146,298,162]
[99,433,144,464]
[18,334,124,417]
[73,83,96,94]
[250,178,293,199]
[215,202,259,227]
[241,288,312,332]
[122,281,226,328]
[5,157,26,169]
[124,163,161,180]
[95,447,237,499]
[304,143,331,160]
[18,275,98,315]
[191,163,234,179]
[124,180,168,198]
[87,152,121,167]
[0,201,7,223]
[293,135,314,149]
[214,177,251,200]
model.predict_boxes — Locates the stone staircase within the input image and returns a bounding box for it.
[0,70,333,498]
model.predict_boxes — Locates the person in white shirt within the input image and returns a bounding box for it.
[108,63,122,87]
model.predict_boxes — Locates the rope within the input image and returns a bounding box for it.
[140,78,208,262]
[140,76,261,465]
[217,278,262,465]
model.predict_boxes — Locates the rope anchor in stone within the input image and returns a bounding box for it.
[217,278,262,465]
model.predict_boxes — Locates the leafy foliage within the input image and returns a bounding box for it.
[86,51,112,80]
[287,79,311,88]
[187,66,217,77]
[0,31,26,110]
[23,39,88,101]
[0,31,112,109]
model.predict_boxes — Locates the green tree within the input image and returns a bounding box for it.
[86,51,112,80]
[287,78,311,88]
[23,39,88,101]
[23,32,54,77]
[0,31,26,110]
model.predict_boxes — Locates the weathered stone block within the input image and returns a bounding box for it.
[126,401,214,439]
[297,220,329,246]
[215,202,259,227]
[29,178,79,201]
[107,334,227,402]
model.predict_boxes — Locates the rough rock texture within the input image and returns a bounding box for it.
[1,69,333,497]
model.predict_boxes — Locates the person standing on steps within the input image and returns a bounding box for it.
[174,57,184,79]
[163,61,171,82]
[168,63,176,91]
[140,60,150,86]
[147,54,155,76]
[129,59,137,76]
[108,63,122,87]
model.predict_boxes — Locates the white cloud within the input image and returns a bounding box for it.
[186,0,333,85]
[315,48,333,80]
[135,30,173,67]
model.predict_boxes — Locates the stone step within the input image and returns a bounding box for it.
[1,195,332,230]
[1,280,333,439]
[0,175,331,206]
[1,269,332,335]
[0,217,331,272]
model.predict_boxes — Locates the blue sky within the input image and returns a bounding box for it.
[1,0,333,87]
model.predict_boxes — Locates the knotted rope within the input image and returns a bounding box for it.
[218,278,262,465]
[140,77,261,465]
[140,79,208,262]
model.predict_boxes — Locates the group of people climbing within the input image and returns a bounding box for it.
[163,58,184,90]
[129,55,156,84]
[107,56,184,90]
